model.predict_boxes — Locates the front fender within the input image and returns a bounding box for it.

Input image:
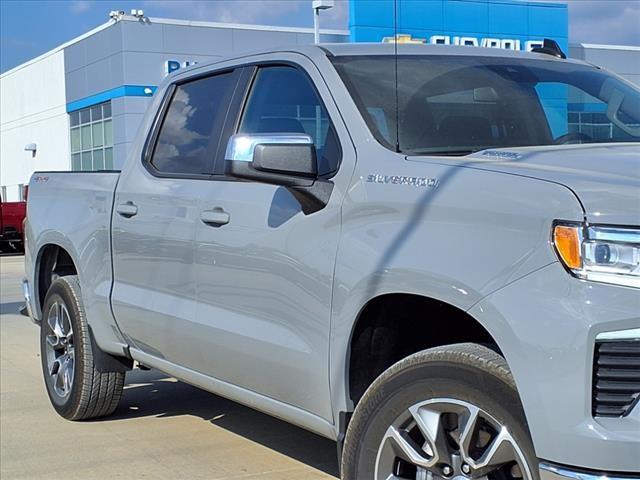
[328,150,586,425]
[469,262,640,471]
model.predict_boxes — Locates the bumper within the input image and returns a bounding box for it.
[469,262,640,473]
[0,229,23,242]
[22,278,38,324]
[540,462,640,480]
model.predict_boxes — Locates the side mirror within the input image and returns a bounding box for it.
[226,133,316,181]
[225,133,333,215]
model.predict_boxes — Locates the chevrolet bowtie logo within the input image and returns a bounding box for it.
[382,34,426,44]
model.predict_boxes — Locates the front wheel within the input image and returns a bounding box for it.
[341,343,538,480]
[40,275,125,420]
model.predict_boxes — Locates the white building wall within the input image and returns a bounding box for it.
[570,44,640,88]
[0,50,69,201]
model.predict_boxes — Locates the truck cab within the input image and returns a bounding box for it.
[22,44,640,480]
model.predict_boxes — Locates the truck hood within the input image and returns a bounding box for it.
[462,143,640,226]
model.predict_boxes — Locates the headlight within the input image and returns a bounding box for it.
[553,222,640,288]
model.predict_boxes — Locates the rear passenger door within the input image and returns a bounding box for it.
[111,69,240,364]
[192,57,354,422]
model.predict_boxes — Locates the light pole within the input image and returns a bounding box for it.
[312,0,334,44]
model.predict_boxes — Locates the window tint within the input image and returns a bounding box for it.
[151,71,236,175]
[538,83,639,143]
[239,66,340,176]
[417,86,549,151]
[332,55,640,155]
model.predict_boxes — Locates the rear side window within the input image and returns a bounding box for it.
[150,71,237,175]
[238,66,341,176]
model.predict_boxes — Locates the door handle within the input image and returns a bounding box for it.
[200,208,230,227]
[116,202,138,218]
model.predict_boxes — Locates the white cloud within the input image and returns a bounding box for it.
[142,1,637,45]
[567,0,640,46]
[142,0,348,29]
[69,0,91,14]
[159,87,205,146]
[144,1,302,24]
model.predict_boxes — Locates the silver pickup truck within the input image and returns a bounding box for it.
[23,43,640,480]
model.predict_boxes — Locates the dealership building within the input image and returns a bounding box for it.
[1,0,639,201]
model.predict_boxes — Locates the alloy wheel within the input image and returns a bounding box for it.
[375,398,533,480]
[44,301,75,398]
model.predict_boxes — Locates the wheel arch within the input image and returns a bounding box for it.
[333,289,514,467]
[344,292,504,407]
[37,252,132,373]
[35,242,79,315]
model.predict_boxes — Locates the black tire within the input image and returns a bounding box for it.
[40,275,125,420]
[341,343,539,480]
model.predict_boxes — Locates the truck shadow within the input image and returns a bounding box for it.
[0,301,25,315]
[105,368,340,478]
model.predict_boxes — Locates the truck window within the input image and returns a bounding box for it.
[331,55,640,155]
[537,83,640,143]
[238,66,341,176]
[150,70,237,175]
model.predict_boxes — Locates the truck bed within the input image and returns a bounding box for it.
[24,171,122,350]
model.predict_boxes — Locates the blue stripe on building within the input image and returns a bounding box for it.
[66,85,157,113]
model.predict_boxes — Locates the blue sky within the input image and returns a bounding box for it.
[1,0,639,73]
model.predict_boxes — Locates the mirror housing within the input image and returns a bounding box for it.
[225,134,333,215]
[253,143,317,178]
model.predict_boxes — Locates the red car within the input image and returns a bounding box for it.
[0,188,27,253]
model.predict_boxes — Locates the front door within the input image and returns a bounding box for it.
[193,58,354,421]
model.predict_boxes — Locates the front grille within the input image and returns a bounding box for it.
[593,340,640,417]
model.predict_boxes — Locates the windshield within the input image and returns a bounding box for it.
[331,55,640,155]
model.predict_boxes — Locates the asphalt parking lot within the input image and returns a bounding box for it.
[0,255,339,479]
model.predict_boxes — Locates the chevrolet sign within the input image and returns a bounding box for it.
[382,34,544,51]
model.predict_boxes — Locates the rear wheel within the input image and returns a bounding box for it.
[341,343,538,480]
[40,275,125,420]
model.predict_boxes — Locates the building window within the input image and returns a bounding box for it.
[69,102,113,171]
[568,111,639,142]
